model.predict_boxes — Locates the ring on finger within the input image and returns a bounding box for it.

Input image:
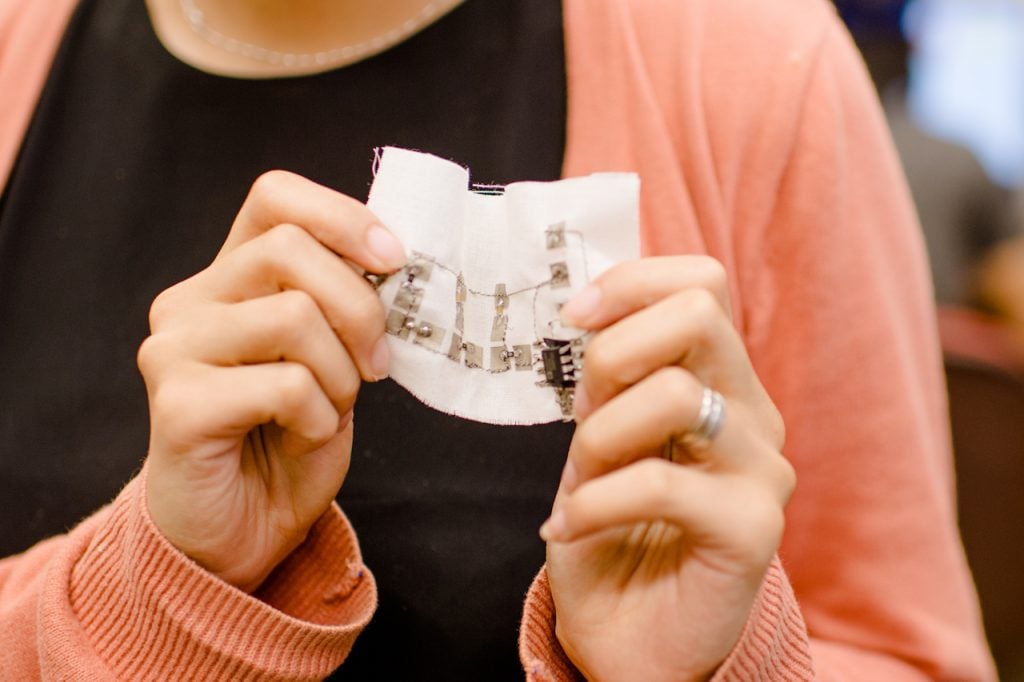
[663,386,727,460]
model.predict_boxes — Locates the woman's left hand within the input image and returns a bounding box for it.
[543,256,795,682]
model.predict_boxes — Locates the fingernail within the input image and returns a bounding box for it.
[370,337,391,380]
[561,284,601,327]
[559,460,578,492]
[539,510,568,542]
[366,224,407,271]
[572,385,592,420]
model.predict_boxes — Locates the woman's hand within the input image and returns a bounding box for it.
[137,171,406,593]
[542,256,795,682]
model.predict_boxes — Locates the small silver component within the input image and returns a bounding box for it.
[393,285,423,313]
[550,262,570,288]
[406,260,433,282]
[494,283,508,312]
[464,342,483,369]
[513,344,533,371]
[386,309,412,339]
[491,283,510,342]
[491,314,508,342]
[454,275,466,335]
[456,273,467,303]
[413,321,444,351]
[556,388,575,420]
[545,221,566,249]
[491,346,511,373]
[447,334,463,362]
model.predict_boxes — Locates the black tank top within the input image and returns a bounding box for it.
[0,0,569,677]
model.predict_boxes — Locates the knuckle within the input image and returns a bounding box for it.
[275,290,322,329]
[637,459,675,511]
[582,334,614,375]
[149,374,195,431]
[582,335,629,389]
[572,423,606,464]
[278,364,317,409]
[337,370,362,405]
[572,426,625,480]
[264,222,312,256]
[680,286,721,323]
[136,334,170,379]
[253,225,315,280]
[250,169,296,204]
[726,487,785,565]
[308,410,340,445]
[698,258,729,303]
[772,454,798,505]
[654,366,699,410]
[589,449,622,477]
[148,286,184,331]
[324,361,361,409]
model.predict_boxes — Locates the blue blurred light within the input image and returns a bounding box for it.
[904,0,1024,188]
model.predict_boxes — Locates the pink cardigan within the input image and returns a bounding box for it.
[0,0,996,679]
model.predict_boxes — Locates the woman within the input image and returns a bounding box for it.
[0,0,996,679]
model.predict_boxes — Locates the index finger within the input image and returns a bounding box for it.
[560,256,733,330]
[219,170,407,273]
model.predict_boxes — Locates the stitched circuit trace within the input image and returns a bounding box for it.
[369,220,590,420]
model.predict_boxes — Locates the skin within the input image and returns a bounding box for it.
[145,0,465,78]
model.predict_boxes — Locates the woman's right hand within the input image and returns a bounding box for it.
[136,171,406,593]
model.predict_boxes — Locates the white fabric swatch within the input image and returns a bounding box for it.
[367,147,640,425]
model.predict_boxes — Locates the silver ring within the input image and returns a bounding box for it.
[678,387,727,452]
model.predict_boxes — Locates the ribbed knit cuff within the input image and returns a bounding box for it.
[519,557,813,681]
[68,476,376,681]
[519,567,583,682]
[710,556,815,681]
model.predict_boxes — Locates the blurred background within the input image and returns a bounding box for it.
[834,1,1024,679]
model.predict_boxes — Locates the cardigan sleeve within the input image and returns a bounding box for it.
[518,558,814,681]
[0,474,376,681]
